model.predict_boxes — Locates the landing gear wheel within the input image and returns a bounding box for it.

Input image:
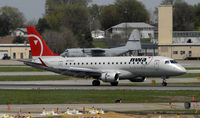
[161,76,168,86]
[162,82,167,86]
[110,82,118,86]
[92,80,100,86]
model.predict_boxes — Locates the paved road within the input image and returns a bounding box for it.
[0,83,199,90]
[0,79,199,90]
[0,103,196,113]
[0,78,199,84]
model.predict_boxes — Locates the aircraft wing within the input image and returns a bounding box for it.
[21,60,102,78]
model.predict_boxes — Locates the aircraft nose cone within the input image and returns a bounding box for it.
[176,66,187,75]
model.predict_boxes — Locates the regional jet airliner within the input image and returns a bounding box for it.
[22,26,186,86]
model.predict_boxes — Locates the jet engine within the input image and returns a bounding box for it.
[100,73,119,82]
[129,77,145,82]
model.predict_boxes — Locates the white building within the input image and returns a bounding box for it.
[11,28,27,37]
[91,30,105,40]
[107,22,155,39]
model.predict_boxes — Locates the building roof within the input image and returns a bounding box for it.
[91,30,105,33]
[159,44,200,46]
[0,37,14,44]
[15,28,27,33]
[0,44,30,47]
[111,22,155,29]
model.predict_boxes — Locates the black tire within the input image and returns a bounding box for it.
[92,80,100,86]
[110,82,118,86]
[162,82,167,86]
[184,102,191,109]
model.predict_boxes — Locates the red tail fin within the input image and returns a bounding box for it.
[27,26,58,57]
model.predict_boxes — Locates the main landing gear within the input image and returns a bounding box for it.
[92,80,119,86]
[92,80,100,86]
[162,76,167,86]
[110,82,118,86]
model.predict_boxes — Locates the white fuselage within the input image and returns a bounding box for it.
[38,56,186,80]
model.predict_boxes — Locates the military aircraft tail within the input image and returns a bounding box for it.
[124,29,141,50]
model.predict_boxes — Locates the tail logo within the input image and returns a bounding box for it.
[25,34,44,57]
[34,40,38,45]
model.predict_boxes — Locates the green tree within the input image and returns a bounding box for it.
[115,0,149,23]
[100,0,149,30]
[36,18,50,34]
[42,27,77,54]
[13,36,26,44]
[100,5,120,30]
[193,3,200,30]
[173,1,194,31]
[45,0,91,15]
[61,5,90,34]
[0,6,25,36]
[88,4,104,30]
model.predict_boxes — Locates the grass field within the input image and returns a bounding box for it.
[92,40,107,48]
[0,75,69,81]
[186,67,200,70]
[174,73,200,78]
[0,90,199,104]
[0,67,44,72]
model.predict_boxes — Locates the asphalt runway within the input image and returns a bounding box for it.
[0,83,199,90]
[0,78,199,90]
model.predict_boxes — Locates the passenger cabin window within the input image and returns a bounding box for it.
[170,60,177,64]
[165,61,169,64]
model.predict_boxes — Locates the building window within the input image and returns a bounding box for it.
[20,53,23,59]
[189,51,192,57]
[29,50,32,59]
[187,39,192,43]
[173,51,178,54]
[13,53,16,59]
[180,51,185,55]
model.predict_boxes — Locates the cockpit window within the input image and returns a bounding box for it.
[165,61,170,64]
[170,60,177,64]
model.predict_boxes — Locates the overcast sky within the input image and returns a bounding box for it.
[0,0,199,21]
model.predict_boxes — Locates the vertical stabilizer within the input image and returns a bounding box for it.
[124,29,141,50]
[27,26,58,57]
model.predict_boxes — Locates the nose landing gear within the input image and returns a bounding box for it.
[162,76,168,86]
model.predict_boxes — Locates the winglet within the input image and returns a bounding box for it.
[39,58,47,67]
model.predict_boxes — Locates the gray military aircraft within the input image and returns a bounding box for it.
[60,29,141,57]
[22,26,186,87]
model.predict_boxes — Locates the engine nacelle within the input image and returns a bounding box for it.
[129,77,145,82]
[100,73,119,82]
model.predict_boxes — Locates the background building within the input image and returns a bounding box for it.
[0,28,31,60]
[0,44,30,59]
[91,30,105,40]
[106,22,155,39]
[158,5,200,60]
